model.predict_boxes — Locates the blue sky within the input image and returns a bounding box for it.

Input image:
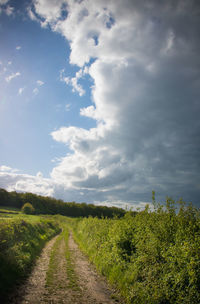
[0,0,200,209]
[0,1,94,176]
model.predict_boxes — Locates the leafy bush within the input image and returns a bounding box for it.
[22,202,35,214]
[70,198,200,304]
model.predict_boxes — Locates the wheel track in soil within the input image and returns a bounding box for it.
[10,230,122,304]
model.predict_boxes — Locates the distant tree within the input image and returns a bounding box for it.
[21,202,35,215]
[0,188,125,218]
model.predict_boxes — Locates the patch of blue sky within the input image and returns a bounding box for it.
[0,4,94,177]
[60,3,68,21]
[92,35,99,46]
[106,15,115,29]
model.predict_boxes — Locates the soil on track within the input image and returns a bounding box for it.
[68,232,120,304]
[10,232,122,304]
[8,234,59,304]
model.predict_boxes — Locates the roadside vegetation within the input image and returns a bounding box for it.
[1,188,200,303]
[0,208,60,302]
[70,198,200,304]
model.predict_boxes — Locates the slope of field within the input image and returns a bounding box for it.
[70,199,200,304]
[0,208,61,302]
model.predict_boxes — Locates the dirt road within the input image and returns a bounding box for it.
[10,231,122,304]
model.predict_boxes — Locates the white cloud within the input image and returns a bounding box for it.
[23,0,200,206]
[18,87,25,95]
[34,0,65,24]
[5,71,20,82]
[32,81,44,95]
[94,199,153,212]
[27,7,38,22]
[36,171,43,178]
[0,165,18,173]
[65,103,71,111]
[37,80,44,86]
[0,166,54,197]
[33,87,39,95]
[5,5,13,15]
[0,1,14,16]
[60,68,86,96]
[16,46,21,50]
[7,61,12,65]
[80,105,98,120]
[51,125,104,146]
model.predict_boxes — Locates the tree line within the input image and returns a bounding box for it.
[0,188,125,218]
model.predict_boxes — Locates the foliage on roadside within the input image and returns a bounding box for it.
[70,198,200,304]
[0,214,60,302]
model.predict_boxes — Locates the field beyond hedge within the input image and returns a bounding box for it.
[69,199,200,304]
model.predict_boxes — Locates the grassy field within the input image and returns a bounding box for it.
[0,207,61,302]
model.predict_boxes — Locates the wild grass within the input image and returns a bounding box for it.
[0,209,60,302]
[45,232,63,289]
[64,229,81,292]
[46,222,81,292]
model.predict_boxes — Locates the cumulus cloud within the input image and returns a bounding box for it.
[0,166,54,197]
[5,71,20,82]
[60,68,86,96]
[80,105,98,120]
[37,80,44,86]
[34,0,66,24]
[22,0,200,206]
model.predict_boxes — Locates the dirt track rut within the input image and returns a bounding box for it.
[10,231,121,304]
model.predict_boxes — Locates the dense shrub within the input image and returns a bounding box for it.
[21,202,35,214]
[71,199,200,304]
